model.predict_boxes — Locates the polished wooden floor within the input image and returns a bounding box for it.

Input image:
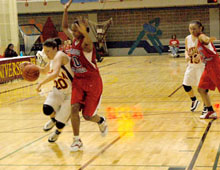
[0,55,220,170]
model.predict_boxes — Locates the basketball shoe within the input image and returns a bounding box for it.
[200,111,217,119]
[48,129,61,143]
[43,119,56,131]
[70,139,83,152]
[98,116,108,137]
[202,106,208,115]
[191,100,200,112]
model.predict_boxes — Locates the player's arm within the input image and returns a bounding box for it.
[36,53,63,92]
[198,34,210,45]
[62,0,74,40]
[185,38,190,62]
[81,31,93,53]
[36,62,50,74]
[20,61,50,74]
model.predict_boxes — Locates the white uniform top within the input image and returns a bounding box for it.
[49,55,73,95]
[186,34,204,67]
[183,35,205,86]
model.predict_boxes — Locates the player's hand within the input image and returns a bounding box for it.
[19,62,32,71]
[64,0,72,11]
[36,83,42,93]
[185,56,191,62]
[188,47,197,57]
[210,37,217,42]
[75,16,88,35]
[193,54,200,64]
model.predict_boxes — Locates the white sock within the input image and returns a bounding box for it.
[74,136,80,140]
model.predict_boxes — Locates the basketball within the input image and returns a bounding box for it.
[22,64,40,81]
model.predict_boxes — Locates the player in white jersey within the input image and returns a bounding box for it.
[183,28,207,114]
[34,38,74,142]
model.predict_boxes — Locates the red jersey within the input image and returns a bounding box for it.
[70,39,100,78]
[169,39,179,47]
[70,39,103,116]
[197,41,219,64]
[198,40,220,91]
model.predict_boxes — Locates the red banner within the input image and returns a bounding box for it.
[0,56,36,84]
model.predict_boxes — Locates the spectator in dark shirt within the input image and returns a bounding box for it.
[4,44,18,58]
[169,34,180,58]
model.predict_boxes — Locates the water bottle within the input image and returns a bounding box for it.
[20,51,23,57]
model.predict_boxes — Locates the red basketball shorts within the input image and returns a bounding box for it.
[199,61,220,92]
[71,76,103,117]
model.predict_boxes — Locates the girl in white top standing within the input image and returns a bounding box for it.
[182,21,207,114]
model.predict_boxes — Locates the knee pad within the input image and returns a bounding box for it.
[56,121,65,129]
[43,104,54,116]
[183,85,192,92]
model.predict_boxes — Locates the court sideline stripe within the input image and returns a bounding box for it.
[0,164,186,167]
[168,85,182,97]
[99,61,125,69]
[0,130,206,134]
[213,144,220,170]
[0,126,42,133]
[2,90,50,106]
[79,133,126,170]
[0,83,37,95]
[0,133,50,161]
[187,119,216,170]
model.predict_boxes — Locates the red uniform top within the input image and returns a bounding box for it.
[197,41,219,64]
[70,39,103,116]
[198,40,220,91]
[169,39,179,47]
[70,39,100,79]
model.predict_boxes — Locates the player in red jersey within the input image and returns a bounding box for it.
[191,20,219,119]
[62,0,108,151]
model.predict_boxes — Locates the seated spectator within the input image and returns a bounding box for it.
[169,34,180,58]
[4,44,18,58]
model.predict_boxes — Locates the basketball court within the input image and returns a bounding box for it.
[0,55,219,170]
[0,0,220,170]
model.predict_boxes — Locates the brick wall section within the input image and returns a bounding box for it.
[97,7,210,42]
[18,7,210,44]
